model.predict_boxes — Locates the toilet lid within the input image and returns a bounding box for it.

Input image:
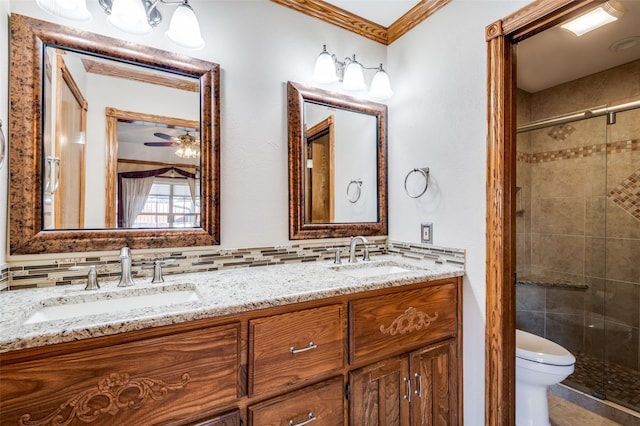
[516,329,576,366]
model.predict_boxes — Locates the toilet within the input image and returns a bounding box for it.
[515,329,576,426]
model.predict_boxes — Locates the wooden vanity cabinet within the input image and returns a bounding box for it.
[0,276,461,426]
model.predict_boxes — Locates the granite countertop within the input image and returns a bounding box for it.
[0,255,464,354]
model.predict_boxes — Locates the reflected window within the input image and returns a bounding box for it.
[134,178,200,228]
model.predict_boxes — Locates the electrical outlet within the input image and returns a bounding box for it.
[421,223,433,244]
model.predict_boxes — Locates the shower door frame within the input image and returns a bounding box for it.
[484,1,609,425]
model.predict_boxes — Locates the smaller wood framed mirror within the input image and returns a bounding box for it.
[287,81,388,239]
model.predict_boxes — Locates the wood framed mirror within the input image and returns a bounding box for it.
[9,14,220,255]
[287,81,388,239]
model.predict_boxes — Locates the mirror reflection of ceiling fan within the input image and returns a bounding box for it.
[144,132,201,159]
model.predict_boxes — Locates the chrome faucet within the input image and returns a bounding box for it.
[349,236,370,263]
[117,247,136,287]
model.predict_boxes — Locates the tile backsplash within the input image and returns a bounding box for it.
[5,238,465,290]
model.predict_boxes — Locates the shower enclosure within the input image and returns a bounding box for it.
[515,60,640,414]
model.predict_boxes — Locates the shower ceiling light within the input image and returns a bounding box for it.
[312,45,393,100]
[561,1,625,36]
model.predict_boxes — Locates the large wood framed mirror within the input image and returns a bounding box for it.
[9,14,220,255]
[287,81,388,239]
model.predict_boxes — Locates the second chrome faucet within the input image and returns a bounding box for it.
[118,247,136,287]
[349,236,370,263]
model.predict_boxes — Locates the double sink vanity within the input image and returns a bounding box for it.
[3,13,464,426]
[1,252,464,425]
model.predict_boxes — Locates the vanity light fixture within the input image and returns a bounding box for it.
[36,0,92,21]
[313,45,393,99]
[560,1,625,36]
[36,0,205,49]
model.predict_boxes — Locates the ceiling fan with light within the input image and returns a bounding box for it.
[144,131,200,159]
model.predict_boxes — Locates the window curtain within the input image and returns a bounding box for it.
[120,176,155,227]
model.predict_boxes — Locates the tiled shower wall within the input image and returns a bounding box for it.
[516,59,640,371]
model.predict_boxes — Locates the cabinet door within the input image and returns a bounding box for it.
[409,339,458,426]
[349,355,410,426]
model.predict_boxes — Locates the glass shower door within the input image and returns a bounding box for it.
[601,106,640,411]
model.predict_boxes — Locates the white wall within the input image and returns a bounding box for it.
[386,0,532,423]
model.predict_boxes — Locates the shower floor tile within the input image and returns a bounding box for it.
[567,352,640,411]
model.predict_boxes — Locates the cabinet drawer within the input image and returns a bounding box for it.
[248,377,344,426]
[350,282,458,363]
[249,304,346,396]
[0,323,240,426]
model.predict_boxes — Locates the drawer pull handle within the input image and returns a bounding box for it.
[404,377,412,402]
[290,342,317,354]
[414,372,422,397]
[289,412,316,426]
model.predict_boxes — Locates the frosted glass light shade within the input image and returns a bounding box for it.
[313,50,338,84]
[342,61,365,91]
[166,3,205,49]
[108,0,152,35]
[36,0,91,21]
[369,68,393,99]
[561,2,623,36]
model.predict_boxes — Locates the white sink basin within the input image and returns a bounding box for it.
[24,289,201,324]
[330,261,419,278]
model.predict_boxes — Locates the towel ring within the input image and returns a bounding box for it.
[347,179,362,203]
[404,167,429,198]
[0,119,5,171]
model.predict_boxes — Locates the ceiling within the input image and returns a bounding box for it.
[287,0,640,93]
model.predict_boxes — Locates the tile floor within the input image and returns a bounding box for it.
[549,394,624,425]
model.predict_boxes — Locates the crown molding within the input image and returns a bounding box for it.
[271,0,451,45]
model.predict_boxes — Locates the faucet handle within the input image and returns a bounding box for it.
[69,265,100,290]
[143,259,175,283]
[327,248,342,264]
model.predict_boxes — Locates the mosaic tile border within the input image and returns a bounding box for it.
[6,238,466,290]
[517,139,638,164]
[0,264,8,292]
[386,240,466,267]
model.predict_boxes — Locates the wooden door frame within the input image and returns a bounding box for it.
[484,1,605,424]
[54,52,88,229]
[305,116,335,223]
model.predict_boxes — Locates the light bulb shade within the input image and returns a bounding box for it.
[108,0,152,35]
[342,61,365,91]
[36,0,91,21]
[166,3,205,49]
[313,51,338,84]
[369,68,393,99]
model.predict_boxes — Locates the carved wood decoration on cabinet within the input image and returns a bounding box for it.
[0,324,240,426]
[0,277,462,425]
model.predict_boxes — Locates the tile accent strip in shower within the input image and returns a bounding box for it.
[609,168,640,222]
